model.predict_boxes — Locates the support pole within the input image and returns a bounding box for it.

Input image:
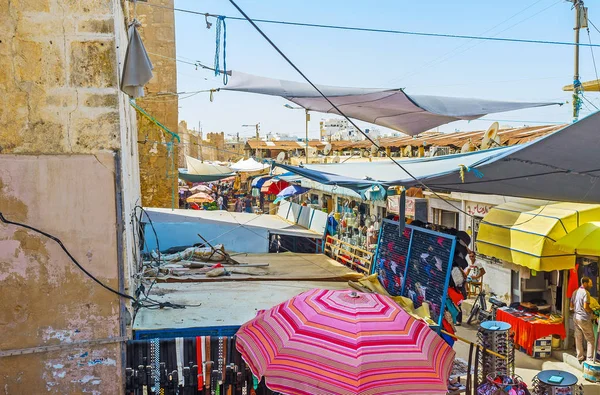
[573,0,584,121]
[305,110,310,162]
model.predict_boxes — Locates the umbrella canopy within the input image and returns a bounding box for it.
[189,184,212,193]
[555,222,600,256]
[273,185,310,203]
[236,289,455,395]
[260,180,290,195]
[186,192,214,203]
[251,176,272,189]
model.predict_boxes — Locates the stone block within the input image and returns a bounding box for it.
[64,0,112,15]
[73,111,120,150]
[70,40,116,88]
[12,0,50,12]
[83,93,118,108]
[20,119,66,153]
[78,18,114,34]
[14,39,65,86]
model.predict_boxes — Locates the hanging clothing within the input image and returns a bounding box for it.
[567,263,580,299]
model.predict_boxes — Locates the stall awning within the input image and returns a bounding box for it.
[476,202,600,271]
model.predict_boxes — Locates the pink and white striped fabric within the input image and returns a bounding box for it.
[236,289,455,395]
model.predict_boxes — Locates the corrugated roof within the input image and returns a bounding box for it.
[245,140,327,151]
[329,124,564,150]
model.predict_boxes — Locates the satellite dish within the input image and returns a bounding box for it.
[481,122,500,150]
[403,145,412,157]
[461,139,474,153]
[308,146,318,156]
[323,143,332,155]
[370,144,379,155]
[276,152,286,162]
[332,156,341,163]
[362,149,370,157]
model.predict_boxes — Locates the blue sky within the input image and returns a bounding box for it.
[171,0,600,139]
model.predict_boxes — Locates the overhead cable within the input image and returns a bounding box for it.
[140,1,600,48]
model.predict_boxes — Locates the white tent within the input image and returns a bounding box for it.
[179,156,235,183]
[230,158,270,172]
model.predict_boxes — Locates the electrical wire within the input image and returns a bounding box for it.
[0,212,136,302]
[139,1,600,48]
[388,0,560,85]
[226,0,482,222]
[587,28,600,93]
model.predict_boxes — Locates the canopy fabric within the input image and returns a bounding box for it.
[186,192,214,203]
[189,184,212,193]
[477,202,600,271]
[179,156,235,182]
[274,112,600,203]
[251,176,272,188]
[273,185,310,203]
[555,222,600,256]
[230,157,270,172]
[121,24,153,98]
[236,288,454,395]
[260,180,290,194]
[223,71,559,136]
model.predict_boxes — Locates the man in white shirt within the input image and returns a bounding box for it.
[571,276,595,362]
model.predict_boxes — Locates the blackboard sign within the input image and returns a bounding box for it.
[372,219,456,326]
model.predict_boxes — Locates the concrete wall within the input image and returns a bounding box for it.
[0,154,124,394]
[134,0,179,208]
[0,0,141,392]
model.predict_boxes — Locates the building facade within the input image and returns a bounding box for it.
[1,0,141,393]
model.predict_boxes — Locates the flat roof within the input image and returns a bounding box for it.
[144,208,322,238]
[134,280,350,330]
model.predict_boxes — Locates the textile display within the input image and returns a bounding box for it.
[372,219,456,326]
[496,309,566,355]
[126,336,275,394]
[373,220,412,297]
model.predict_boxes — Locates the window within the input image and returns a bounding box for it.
[432,208,458,228]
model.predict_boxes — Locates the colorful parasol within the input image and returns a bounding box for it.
[186,192,214,203]
[260,179,290,195]
[236,288,455,395]
[273,185,310,203]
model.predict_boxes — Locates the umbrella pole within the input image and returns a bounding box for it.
[441,330,506,360]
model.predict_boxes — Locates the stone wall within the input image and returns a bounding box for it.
[0,0,140,393]
[178,120,200,166]
[133,0,179,208]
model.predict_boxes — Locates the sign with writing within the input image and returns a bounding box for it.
[387,196,416,216]
[466,202,493,217]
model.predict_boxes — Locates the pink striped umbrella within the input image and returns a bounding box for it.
[236,289,455,395]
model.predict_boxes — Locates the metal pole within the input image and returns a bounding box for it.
[573,0,583,121]
[305,110,310,161]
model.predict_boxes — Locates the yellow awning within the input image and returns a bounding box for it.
[563,79,600,91]
[476,202,600,271]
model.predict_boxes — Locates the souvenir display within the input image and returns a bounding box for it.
[532,370,583,395]
[126,336,277,395]
[477,374,530,395]
[477,321,515,385]
[372,219,456,326]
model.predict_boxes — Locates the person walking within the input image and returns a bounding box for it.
[217,195,224,210]
[234,197,243,213]
[571,276,596,362]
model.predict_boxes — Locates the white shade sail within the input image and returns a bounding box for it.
[222,72,560,136]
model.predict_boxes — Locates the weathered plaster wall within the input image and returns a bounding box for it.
[134,0,179,208]
[0,154,123,394]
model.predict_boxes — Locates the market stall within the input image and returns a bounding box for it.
[496,308,566,357]
[477,201,600,355]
